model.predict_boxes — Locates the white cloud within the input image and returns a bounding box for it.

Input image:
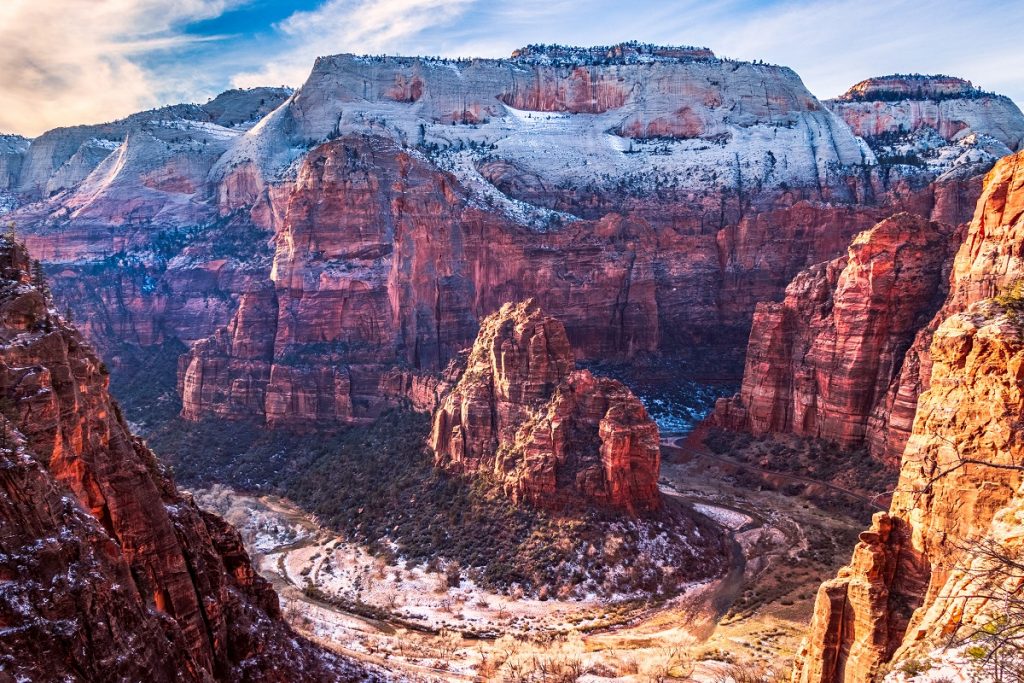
[230,0,1024,111]
[231,0,474,88]
[699,0,1024,100]
[0,0,243,136]
[3,0,1021,137]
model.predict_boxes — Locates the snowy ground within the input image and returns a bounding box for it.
[882,646,992,683]
[190,437,865,682]
[0,191,17,215]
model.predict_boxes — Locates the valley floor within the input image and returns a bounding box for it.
[192,433,863,682]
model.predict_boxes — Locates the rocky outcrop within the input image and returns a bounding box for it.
[794,149,1024,682]
[829,75,1024,150]
[836,75,987,103]
[866,151,1024,464]
[827,75,1024,181]
[0,134,29,192]
[428,300,661,514]
[0,237,361,681]
[794,301,1024,683]
[714,213,954,454]
[201,87,294,127]
[944,150,1024,308]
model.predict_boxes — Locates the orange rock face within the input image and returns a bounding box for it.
[715,213,954,455]
[0,239,359,681]
[428,300,661,514]
[794,150,1024,682]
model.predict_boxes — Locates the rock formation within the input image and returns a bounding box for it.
[827,75,1024,180]
[711,85,1023,463]
[0,134,29,192]
[428,300,661,514]
[12,87,291,200]
[714,213,956,459]
[1,52,1018,428]
[178,142,985,426]
[829,75,1024,150]
[0,237,362,681]
[0,88,290,358]
[794,149,1024,682]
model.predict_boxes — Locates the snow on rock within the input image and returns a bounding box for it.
[213,46,869,206]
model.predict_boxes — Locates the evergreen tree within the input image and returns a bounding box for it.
[31,260,49,298]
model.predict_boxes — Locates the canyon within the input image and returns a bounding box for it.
[713,212,958,465]
[0,39,1023,683]
[703,81,1024,681]
[4,46,1019,431]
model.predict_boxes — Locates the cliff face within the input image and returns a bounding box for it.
[182,123,990,425]
[865,151,1024,465]
[12,88,291,200]
[829,75,1024,150]
[218,45,866,201]
[0,238,358,681]
[794,149,1024,682]
[714,213,954,455]
[7,54,1021,428]
[1,89,291,357]
[0,134,29,192]
[827,76,1024,183]
[428,300,661,514]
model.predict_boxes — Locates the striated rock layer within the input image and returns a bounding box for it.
[714,212,957,461]
[3,88,292,360]
[428,300,661,514]
[176,56,1013,426]
[0,237,362,681]
[794,149,1024,682]
[13,88,291,200]
[181,124,987,425]
[828,75,1024,151]
[6,54,1021,427]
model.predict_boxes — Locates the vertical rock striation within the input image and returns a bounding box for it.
[714,212,954,455]
[428,300,661,514]
[5,56,1021,430]
[794,149,1024,682]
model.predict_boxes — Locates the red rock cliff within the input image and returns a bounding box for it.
[0,238,362,681]
[182,127,988,426]
[715,212,954,456]
[794,149,1024,682]
[10,56,1014,430]
[428,300,661,514]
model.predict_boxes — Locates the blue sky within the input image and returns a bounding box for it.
[2,0,1022,136]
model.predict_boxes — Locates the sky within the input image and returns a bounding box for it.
[1,0,1022,137]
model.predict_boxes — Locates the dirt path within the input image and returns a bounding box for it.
[195,432,863,680]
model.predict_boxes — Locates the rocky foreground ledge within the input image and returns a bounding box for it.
[0,236,370,681]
